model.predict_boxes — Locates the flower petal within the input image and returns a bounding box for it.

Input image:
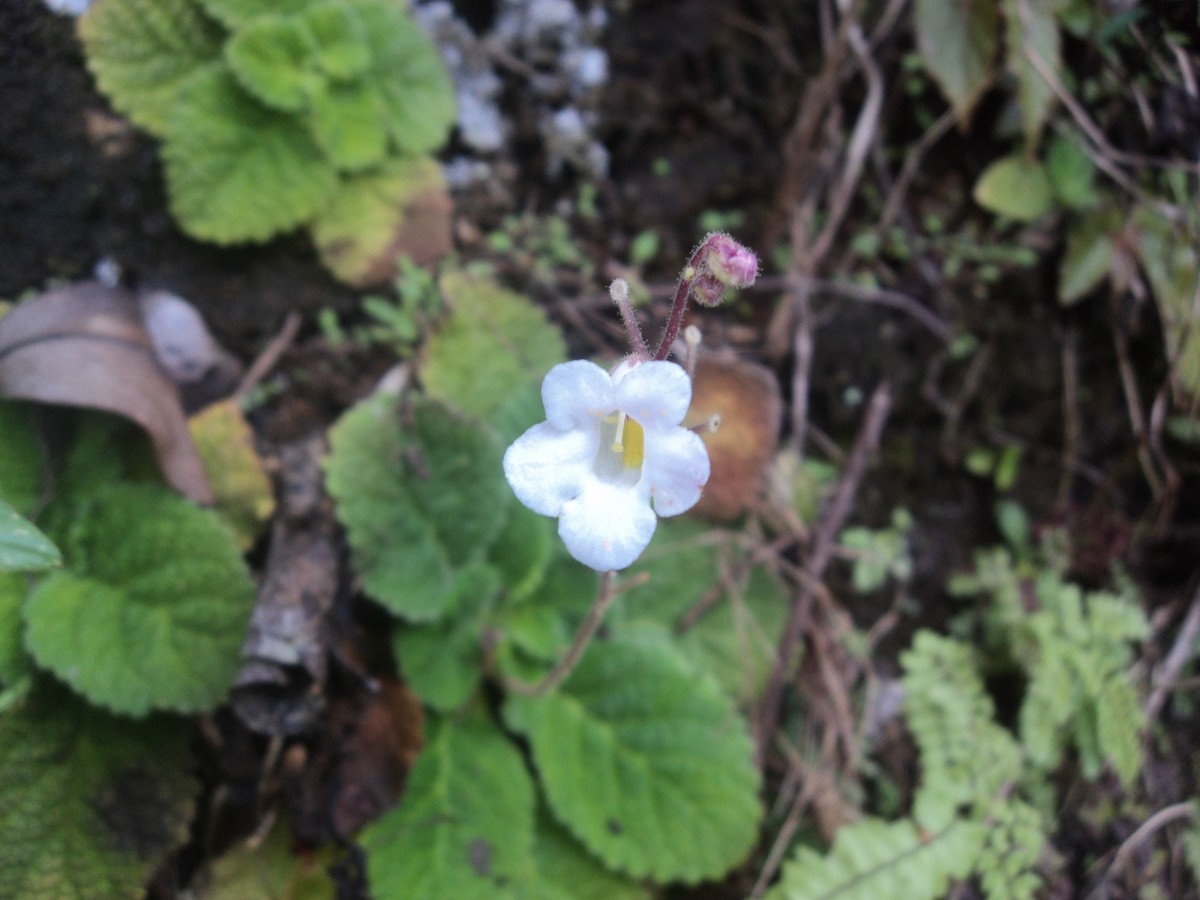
[559,479,657,571]
[542,360,615,431]
[614,360,692,429]
[643,427,710,516]
[503,422,597,516]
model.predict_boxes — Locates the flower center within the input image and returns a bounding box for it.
[594,412,645,485]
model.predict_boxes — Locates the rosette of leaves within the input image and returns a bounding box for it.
[79,0,455,283]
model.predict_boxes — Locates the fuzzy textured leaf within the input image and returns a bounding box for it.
[618,519,790,706]
[361,714,537,899]
[162,66,337,243]
[308,80,389,170]
[0,574,28,685]
[529,807,651,900]
[79,0,225,135]
[393,565,500,711]
[0,682,197,899]
[769,816,985,900]
[0,500,61,573]
[914,0,999,125]
[325,393,509,621]
[421,272,567,421]
[504,637,762,884]
[350,0,456,154]
[310,157,451,286]
[194,0,316,29]
[224,14,322,112]
[302,2,371,81]
[22,483,255,716]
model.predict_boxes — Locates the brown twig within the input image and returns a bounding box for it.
[755,382,892,763]
[1146,580,1200,720]
[235,312,301,401]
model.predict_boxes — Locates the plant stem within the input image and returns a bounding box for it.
[504,570,644,696]
[652,241,710,361]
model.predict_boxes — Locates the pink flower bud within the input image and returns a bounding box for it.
[705,233,758,288]
[691,272,725,307]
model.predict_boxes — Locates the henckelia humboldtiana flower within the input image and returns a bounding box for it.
[503,358,710,571]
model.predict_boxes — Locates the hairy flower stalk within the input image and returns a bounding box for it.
[503,233,757,572]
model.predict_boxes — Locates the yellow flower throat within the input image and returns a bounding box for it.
[607,412,644,470]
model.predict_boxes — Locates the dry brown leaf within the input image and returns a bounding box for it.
[0,282,212,503]
[685,354,782,521]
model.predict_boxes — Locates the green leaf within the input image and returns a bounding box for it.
[0,402,45,517]
[615,519,789,706]
[79,0,225,136]
[22,483,255,716]
[224,14,323,112]
[1046,137,1097,210]
[1003,0,1060,150]
[350,0,456,154]
[308,80,389,170]
[195,815,337,898]
[489,503,555,602]
[973,155,1055,222]
[975,799,1045,900]
[193,0,316,29]
[499,556,599,665]
[528,806,651,900]
[393,565,500,711]
[0,500,61,573]
[325,393,509,621]
[503,637,762,884]
[310,156,449,286]
[768,816,985,900]
[1058,209,1121,305]
[421,272,567,422]
[901,631,1023,818]
[0,574,30,685]
[0,681,197,899]
[914,0,999,126]
[1132,204,1200,397]
[302,2,371,81]
[162,66,337,243]
[361,713,536,900]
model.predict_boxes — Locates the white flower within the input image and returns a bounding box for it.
[503,358,710,571]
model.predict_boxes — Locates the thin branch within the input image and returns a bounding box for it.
[756,383,892,763]
[1146,580,1200,720]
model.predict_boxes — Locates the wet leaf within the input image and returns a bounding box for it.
[0,283,212,503]
[0,681,197,899]
[310,157,451,286]
[189,399,275,550]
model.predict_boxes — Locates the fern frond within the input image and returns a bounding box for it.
[975,799,1046,900]
[901,631,1023,814]
[768,816,985,900]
